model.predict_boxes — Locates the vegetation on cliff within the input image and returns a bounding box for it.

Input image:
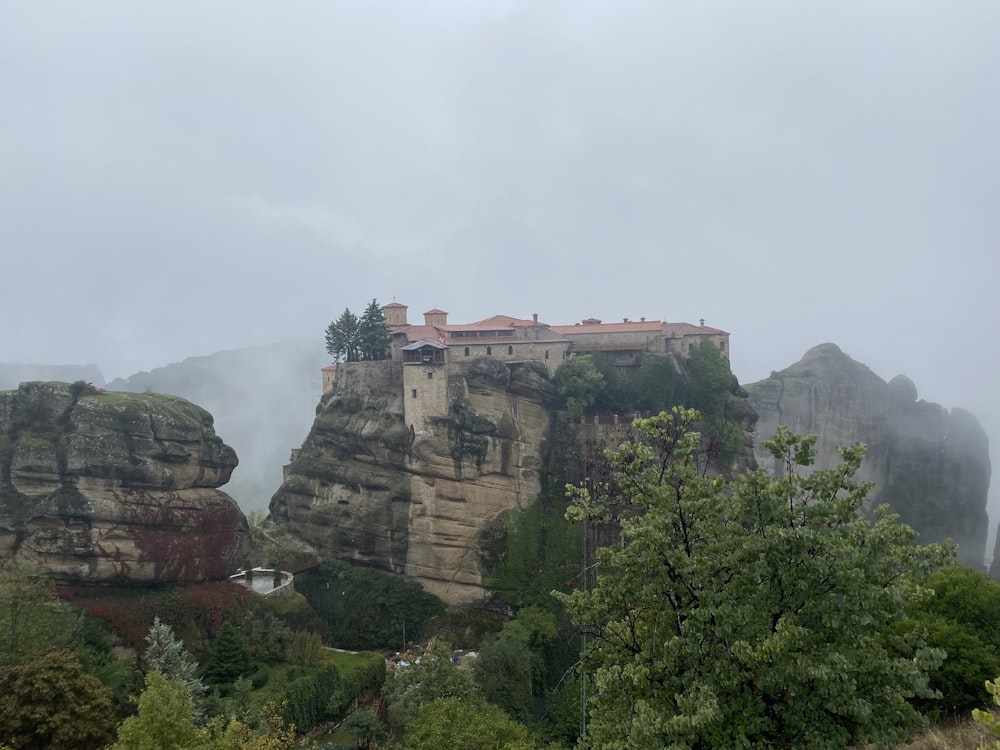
[559,408,951,749]
[552,344,748,461]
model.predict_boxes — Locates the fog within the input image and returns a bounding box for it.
[1,3,997,538]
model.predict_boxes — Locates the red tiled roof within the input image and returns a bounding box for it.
[551,321,663,335]
[393,325,445,341]
[470,314,539,327]
[662,322,728,335]
[424,308,448,315]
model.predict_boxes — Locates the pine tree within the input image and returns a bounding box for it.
[142,617,207,715]
[358,298,392,361]
[325,308,361,362]
[202,622,253,686]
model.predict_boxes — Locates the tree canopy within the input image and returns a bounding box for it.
[403,697,535,750]
[325,299,392,362]
[558,408,950,750]
[325,308,360,362]
[0,647,115,750]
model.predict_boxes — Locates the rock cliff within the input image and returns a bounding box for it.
[0,381,248,583]
[269,359,555,604]
[746,344,990,568]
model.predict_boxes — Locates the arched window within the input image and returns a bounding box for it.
[486,346,492,355]
[507,345,513,355]
[464,347,470,357]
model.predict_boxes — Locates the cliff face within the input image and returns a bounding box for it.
[0,381,248,583]
[746,344,991,568]
[270,359,555,604]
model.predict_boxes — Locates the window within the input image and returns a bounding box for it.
[507,345,513,355]
[688,343,694,354]
[427,372,433,380]
[411,389,417,398]
[719,341,726,352]
[464,347,470,357]
[545,350,549,359]
[486,346,492,355]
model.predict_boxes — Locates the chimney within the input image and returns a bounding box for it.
[640,317,646,322]
[532,313,538,323]
[700,319,705,327]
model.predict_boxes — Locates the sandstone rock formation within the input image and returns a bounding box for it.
[746,344,990,568]
[270,359,555,605]
[0,381,248,583]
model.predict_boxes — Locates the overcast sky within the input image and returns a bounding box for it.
[2,1,998,524]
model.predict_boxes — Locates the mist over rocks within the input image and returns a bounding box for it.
[0,363,105,390]
[106,340,329,511]
[0,381,248,584]
[746,343,991,569]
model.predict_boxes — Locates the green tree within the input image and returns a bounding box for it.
[202,622,253,687]
[384,639,476,726]
[325,308,361,362]
[0,561,75,664]
[892,564,1000,717]
[558,408,950,750]
[143,617,207,715]
[403,697,535,750]
[474,632,533,719]
[474,607,560,720]
[112,670,207,750]
[553,355,605,420]
[357,298,392,361]
[341,709,386,749]
[0,647,116,750]
[295,560,444,650]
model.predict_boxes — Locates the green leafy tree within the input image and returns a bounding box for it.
[892,564,1000,717]
[474,607,560,720]
[403,697,535,750]
[0,561,75,664]
[628,355,686,415]
[553,354,605,419]
[341,709,386,749]
[112,670,207,750]
[325,308,361,362]
[295,560,444,650]
[474,632,533,719]
[558,408,950,750]
[384,639,476,726]
[358,298,392,361]
[0,647,116,750]
[143,617,207,715]
[485,496,581,611]
[202,621,253,687]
